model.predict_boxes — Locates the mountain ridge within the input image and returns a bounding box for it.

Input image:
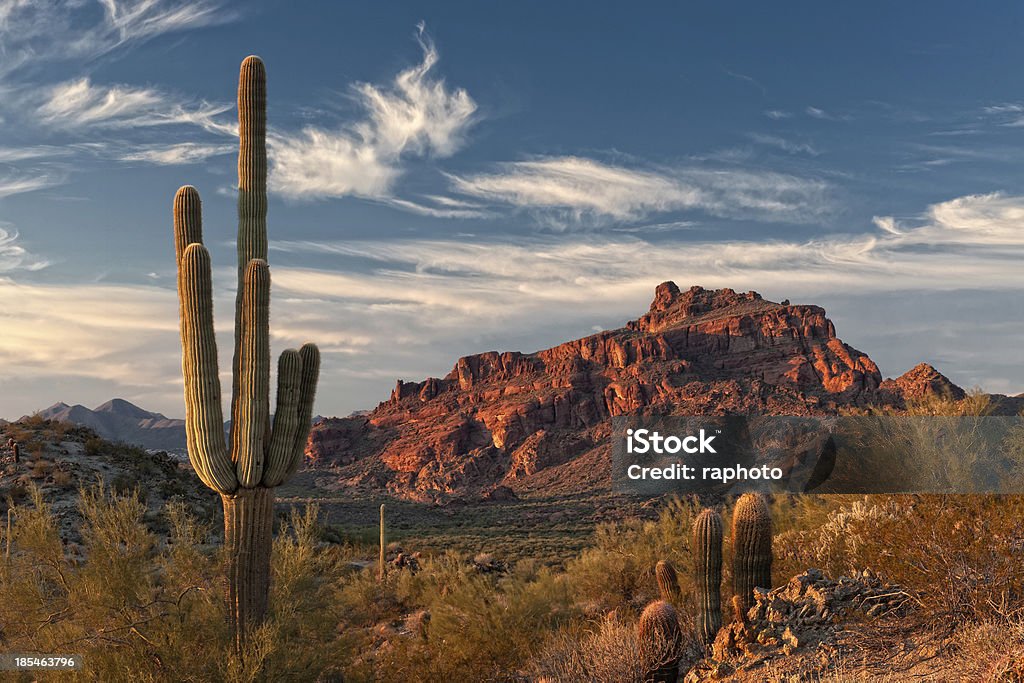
[304,282,1003,502]
[24,399,188,453]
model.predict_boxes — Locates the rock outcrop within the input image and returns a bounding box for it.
[307,283,967,501]
[879,362,966,403]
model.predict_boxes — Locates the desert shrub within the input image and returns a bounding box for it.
[774,494,1024,627]
[566,496,700,615]
[529,610,695,683]
[0,484,354,682]
[362,552,575,681]
[52,468,74,488]
[84,437,105,456]
[29,459,51,479]
[109,473,146,502]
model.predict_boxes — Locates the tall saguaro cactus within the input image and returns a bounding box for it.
[731,493,773,617]
[173,56,320,652]
[692,508,723,644]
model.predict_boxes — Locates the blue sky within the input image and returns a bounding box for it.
[1,1,1023,418]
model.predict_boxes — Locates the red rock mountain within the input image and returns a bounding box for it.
[306,283,967,501]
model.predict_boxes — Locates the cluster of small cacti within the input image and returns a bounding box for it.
[636,492,774,678]
[173,55,321,653]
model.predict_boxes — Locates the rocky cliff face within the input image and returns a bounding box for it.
[307,283,967,501]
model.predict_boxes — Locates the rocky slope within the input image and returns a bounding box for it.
[307,283,980,502]
[0,419,217,544]
[27,399,189,453]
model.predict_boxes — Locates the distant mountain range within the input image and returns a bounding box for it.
[24,399,188,453]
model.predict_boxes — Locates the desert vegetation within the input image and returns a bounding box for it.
[1,475,1022,681]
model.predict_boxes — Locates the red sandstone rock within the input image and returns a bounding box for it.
[878,362,966,403]
[307,283,965,499]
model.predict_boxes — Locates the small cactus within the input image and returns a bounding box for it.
[692,508,723,645]
[655,559,681,604]
[12,442,19,464]
[637,600,682,683]
[378,503,386,581]
[731,493,773,617]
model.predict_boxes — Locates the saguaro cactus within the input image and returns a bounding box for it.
[173,55,320,652]
[692,508,723,644]
[731,493,773,617]
[655,559,681,604]
[637,600,682,683]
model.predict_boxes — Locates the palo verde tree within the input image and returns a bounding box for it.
[173,55,320,652]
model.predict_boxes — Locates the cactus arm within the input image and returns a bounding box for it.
[235,258,271,487]
[282,342,320,482]
[261,349,302,487]
[173,186,203,267]
[231,55,269,452]
[178,242,237,494]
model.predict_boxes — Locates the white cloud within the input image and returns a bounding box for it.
[0,146,70,162]
[382,196,491,219]
[269,25,477,200]
[0,227,49,272]
[0,0,232,77]
[914,191,1024,246]
[0,171,63,198]
[0,279,180,412]
[4,190,1024,417]
[36,77,231,131]
[118,141,234,165]
[747,133,819,156]
[446,156,831,226]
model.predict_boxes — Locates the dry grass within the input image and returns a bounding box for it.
[529,612,696,683]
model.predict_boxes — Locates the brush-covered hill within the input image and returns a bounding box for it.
[305,282,1015,502]
[0,417,217,543]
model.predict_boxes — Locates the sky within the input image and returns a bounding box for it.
[1,1,1024,419]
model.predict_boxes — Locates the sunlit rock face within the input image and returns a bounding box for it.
[306,282,960,502]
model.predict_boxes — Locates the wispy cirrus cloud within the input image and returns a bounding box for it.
[118,141,234,165]
[0,170,65,198]
[446,155,832,226]
[0,0,233,78]
[4,189,1023,418]
[268,23,477,200]
[747,133,819,156]
[0,227,49,272]
[35,77,231,132]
